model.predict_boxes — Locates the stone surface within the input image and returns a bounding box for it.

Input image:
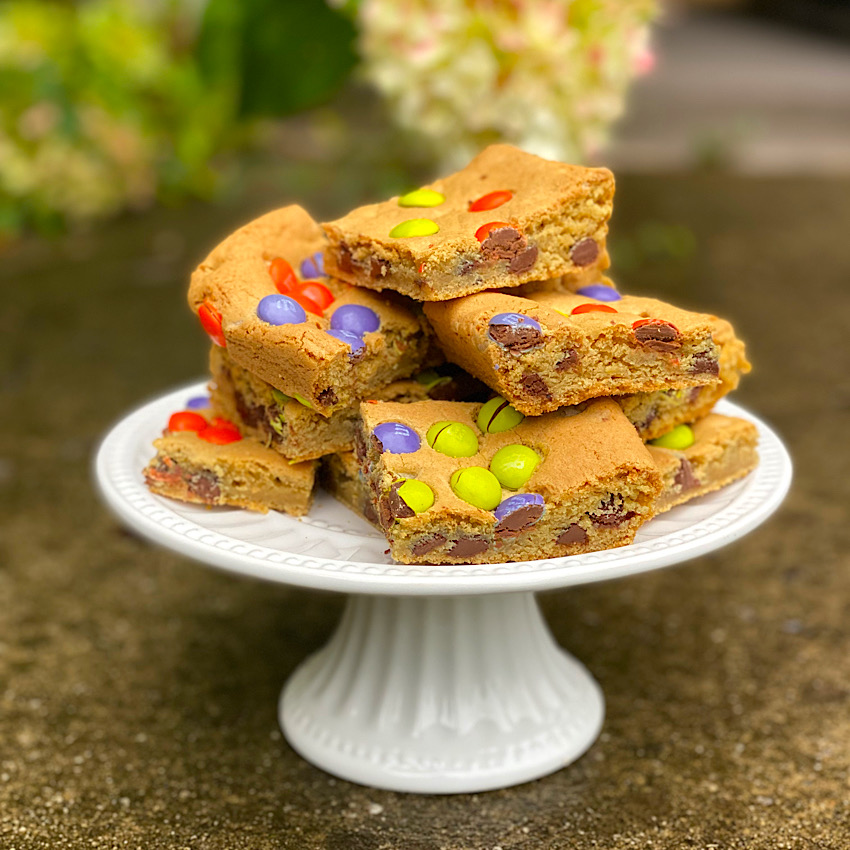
[2,171,849,849]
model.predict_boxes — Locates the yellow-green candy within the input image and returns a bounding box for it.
[271,388,291,406]
[293,393,313,409]
[489,444,541,490]
[396,479,435,513]
[450,467,502,511]
[477,396,525,434]
[649,424,695,450]
[398,189,445,208]
[415,369,451,391]
[389,219,440,238]
[426,420,479,457]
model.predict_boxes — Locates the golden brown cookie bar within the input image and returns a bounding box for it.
[320,451,380,526]
[322,145,613,301]
[353,398,661,565]
[424,289,727,416]
[188,205,431,416]
[209,346,488,462]
[143,409,316,515]
[648,414,759,514]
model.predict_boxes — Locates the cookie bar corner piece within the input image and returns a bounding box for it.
[354,397,662,565]
[321,144,614,301]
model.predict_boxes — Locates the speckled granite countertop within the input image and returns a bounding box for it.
[2,171,849,849]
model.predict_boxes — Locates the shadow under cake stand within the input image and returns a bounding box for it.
[96,383,792,794]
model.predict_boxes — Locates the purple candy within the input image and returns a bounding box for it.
[300,251,324,279]
[576,284,621,302]
[330,304,380,335]
[372,421,421,454]
[257,294,307,326]
[186,395,210,410]
[494,493,544,522]
[326,328,366,358]
[489,312,542,333]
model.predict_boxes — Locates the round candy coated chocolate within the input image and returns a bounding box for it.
[299,281,334,309]
[271,388,291,405]
[293,394,313,409]
[186,395,210,410]
[300,251,325,279]
[389,219,440,238]
[450,467,502,511]
[269,257,298,292]
[257,294,307,325]
[415,369,451,391]
[398,189,445,208]
[489,444,541,490]
[198,422,241,444]
[576,283,621,302]
[426,421,479,458]
[330,303,380,335]
[326,328,366,358]
[571,303,618,315]
[373,421,421,454]
[494,492,544,522]
[477,396,525,433]
[396,479,435,513]
[488,312,541,335]
[168,411,206,432]
[474,220,512,242]
[649,424,695,450]
[198,300,226,347]
[469,190,513,212]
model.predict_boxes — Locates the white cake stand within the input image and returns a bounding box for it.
[95,383,792,794]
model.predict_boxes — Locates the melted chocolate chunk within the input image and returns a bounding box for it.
[188,470,220,502]
[370,256,390,279]
[521,373,551,399]
[412,533,447,557]
[447,536,489,559]
[590,494,636,528]
[318,387,338,407]
[387,481,415,520]
[556,349,579,372]
[689,352,720,376]
[557,524,588,546]
[495,503,544,538]
[233,389,264,429]
[633,321,682,353]
[509,244,539,274]
[688,386,703,403]
[480,226,525,261]
[674,458,700,492]
[570,237,599,267]
[337,243,353,274]
[363,498,379,525]
[488,323,542,352]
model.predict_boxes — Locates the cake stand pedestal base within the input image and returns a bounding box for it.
[280,592,604,793]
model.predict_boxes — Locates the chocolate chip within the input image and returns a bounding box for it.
[233,389,264,429]
[337,243,353,274]
[688,386,703,403]
[369,433,383,455]
[188,470,220,502]
[590,494,636,528]
[570,237,599,267]
[488,322,542,352]
[521,373,551,399]
[447,536,489,559]
[509,244,539,274]
[495,503,544,538]
[556,349,579,372]
[674,458,700,492]
[557,524,588,545]
[480,226,524,260]
[370,256,390,279]
[363,499,379,525]
[412,533,447,556]
[633,321,682,353]
[318,387,338,406]
[387,481,415,520]
[458,259,478,276]
[689,352,720,375]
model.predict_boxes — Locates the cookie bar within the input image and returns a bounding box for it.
[320,450,380,526]
[143,409,316,515]
[209,346,488,462]
[354,398,662,565]
[188,205,432,416]
[424,289,727,416]
[322,144,614,301]
[648,414,759,514]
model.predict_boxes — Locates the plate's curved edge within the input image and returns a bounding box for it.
[94,384,793,596]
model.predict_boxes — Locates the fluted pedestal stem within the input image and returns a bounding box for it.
[280,592,604,793]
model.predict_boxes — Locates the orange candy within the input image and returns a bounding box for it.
[475,221,513,242]
[168,411,207,433]
[198,422,242,444]
[288,291,323,316]
[571,303,618,315]
[469,190,513,212]
[298,281,334,310]
[269,257,298,293]
[198,300,226,347]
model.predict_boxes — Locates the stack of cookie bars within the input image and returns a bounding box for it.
[144,145,757,565]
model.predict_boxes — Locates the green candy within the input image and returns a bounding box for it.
[450,467,502,511]
[415,369,452,391]
[426,420,479,457]
[396,479,435,513]
[489,444,541,490]
[271,388,291,406]
[398,189,445,208]
[649,424,695,450]
[293,393,313,409]
[389,218,440,238]
[477,396,525,434]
